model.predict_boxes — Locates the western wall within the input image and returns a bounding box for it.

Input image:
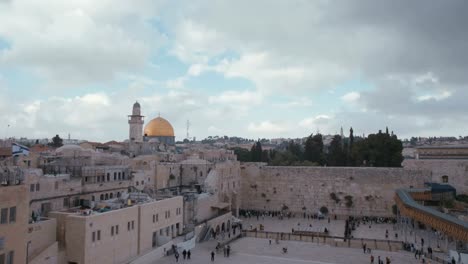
[403,159,468,194]
[240,163,430,217]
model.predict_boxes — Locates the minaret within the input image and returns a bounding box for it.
[128,102,144,142]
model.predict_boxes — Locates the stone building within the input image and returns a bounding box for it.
[49,195,183,264]
[403,145,468,194]
[0,167,28,264]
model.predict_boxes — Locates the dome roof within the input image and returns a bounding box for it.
[144,117,175,137]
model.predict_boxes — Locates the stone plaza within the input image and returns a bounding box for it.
[158,237,425,264]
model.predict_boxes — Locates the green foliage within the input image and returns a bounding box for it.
[456,194,468,203]
[440,199,455,209]
[250,141,263,162]
[231,147,252,162]
[351,130,403,167]
[305,134,324,164]
[320,206,329,214]
[231,127,403,168]
[326,135,347,166]
[344,195,354,208]
[330,193,340,204]
[50,134,63,147]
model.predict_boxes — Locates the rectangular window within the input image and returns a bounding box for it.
[9,207,16,223]
[0,237,4,250]
[116,225,119,235]
[35,183,40,191]
[153,214,155,223]
[111,226,114,236]
[84,177,88,183]
[6,251,13,264]
[128,222,130,231]
[156,214,158,222]
[63,198,69,207]
[0,253,4,264]
[30,184,35,192]
[132,221,135,230]
[0,208,7,224]
[92,231,96,242]
[97,230,101,240]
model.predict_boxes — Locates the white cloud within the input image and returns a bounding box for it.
[341,92,361,103]
[299,115,332,129]
[166,77,187,89]
[417,90,452,102]
[0,0,166,86]
[247,121,289,134]
[276,97,313,108]
[208,90,262,105]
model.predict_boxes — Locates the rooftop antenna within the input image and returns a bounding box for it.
[186,120,191,140]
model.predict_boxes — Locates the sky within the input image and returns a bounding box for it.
[1,0,468,142]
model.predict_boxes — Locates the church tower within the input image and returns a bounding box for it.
[128,102,144,142]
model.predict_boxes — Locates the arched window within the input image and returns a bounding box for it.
[100,194,104,200]
[105,193,109,200]
[117,192,120,198]
[110,193,113,199]
[114,172,117,180]
[107,173,110,181]
[442,175,449,183]
[91,195,95,201]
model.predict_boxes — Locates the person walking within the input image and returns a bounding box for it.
[211,251,215,262]
[175,252,179,263]
[182,250,187,260]
[363,243,367,253]
[370,255,374,264]
[227,245,231,257]
[187,250,191,260]
[223,245,227,257]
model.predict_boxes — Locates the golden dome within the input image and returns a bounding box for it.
[144,117,175,137]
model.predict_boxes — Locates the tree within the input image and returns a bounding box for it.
[250,141,263,162]
[351,129,403,167]
[327,135,347,166]
[50,134,63,147]
[231,147,251,162]
[304,134,324,164]
[347,127,355,166]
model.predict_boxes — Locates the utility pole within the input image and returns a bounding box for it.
[186,120,191,140]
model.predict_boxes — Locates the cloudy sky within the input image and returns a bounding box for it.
[1,0,467,142]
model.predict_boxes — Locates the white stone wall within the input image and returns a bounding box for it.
[403,159,468,194]
[240,164,429,217]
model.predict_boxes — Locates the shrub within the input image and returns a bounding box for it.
[320,206,329,214]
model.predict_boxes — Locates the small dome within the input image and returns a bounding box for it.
[132,101,141,116]
[144,117,175,137]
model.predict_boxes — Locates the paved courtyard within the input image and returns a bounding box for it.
[158,237,427,264]
[240,216,345,237]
